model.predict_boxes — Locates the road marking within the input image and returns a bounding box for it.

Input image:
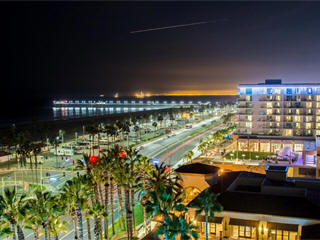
[160,124,223,162]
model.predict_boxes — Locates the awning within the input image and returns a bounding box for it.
[267,222,299,232]
[196,216,223,224]
[229,218,259,227]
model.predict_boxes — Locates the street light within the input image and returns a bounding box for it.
[242,154,245,161]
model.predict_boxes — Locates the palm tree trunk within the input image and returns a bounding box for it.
[11,224,17,240]
[76,203,84,240]
[117,186,125,231]
[124,189,132,240]
[55,234,59,240]
[103,181,109,240]
[130,188,136,233]
[205,213,208,240]
[94,219,100,240]
[33,228,40,240]
[86,214,92,240]
[142,173,147,231]
[72,214,78,239]
[110,180,115,235]
[17,225,25,240]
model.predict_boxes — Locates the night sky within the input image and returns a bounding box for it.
[1,1,320,101]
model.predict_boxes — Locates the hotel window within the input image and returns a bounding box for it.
[284,129,293,136]
[275,88,281,94]
[317,95,320,101]
[294,144,303,151]
[294,116,301,122]
[306,116,313,122]
[307,109,312,115]
[232,226,252,238]
[260,142,270,152]
[286,88,292,94]
[295,123,300,128]
[317,123,320,129]
[316,130,320,136]
[271,143,281,153]
[317,116,320,122]
[306,102,312,108]
[270,229,297,240]
[267,88,273,95]
[307,88,313,94]
[245,95,251,101]
[317,102,320,108]
[246,88,252,95]
[276,95,281,101]
[306,123,312,129]
[267,109,273,115]
[286,116,291,121]
[246,122,252,128]
[267,102,273,108]
[276,116,281,122]
[210,223,216,234]
[247,115,252,121]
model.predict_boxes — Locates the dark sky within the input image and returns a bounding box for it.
[1,1,320,100]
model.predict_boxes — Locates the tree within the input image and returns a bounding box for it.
[184,151,194,163]
[190,189,223,240]
[61,175,90,240]
[88,203,107,240]
[0,188,29,240]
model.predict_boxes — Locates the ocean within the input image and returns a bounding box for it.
[0,95,237,128]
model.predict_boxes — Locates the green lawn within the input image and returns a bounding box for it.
[107,204,149,238]
[224,151,273,160]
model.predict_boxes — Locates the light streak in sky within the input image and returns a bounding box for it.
[130,19,227,34]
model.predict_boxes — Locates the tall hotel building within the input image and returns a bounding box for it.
[235,79,320,166]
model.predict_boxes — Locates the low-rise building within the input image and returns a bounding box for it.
[186,164,320,240]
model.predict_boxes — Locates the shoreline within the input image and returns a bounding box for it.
[0,108,181,142]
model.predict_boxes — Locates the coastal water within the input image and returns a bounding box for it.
[0,95,236,128]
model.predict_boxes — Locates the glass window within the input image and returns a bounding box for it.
[284,129,293,136]
[286,88,292,94]
[210,223,216,234]
[267,88,273,94]
[246,88,252,95]
[307,88,313,94]
[306,102,312,108]
[275,88,281,94]
[276,116,281,122]
[294,144,303,151]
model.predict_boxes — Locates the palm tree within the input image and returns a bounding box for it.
[27,190,63,240]
[59,129,65,143]
[88,203,107,240]
[157,214,198,240]
[144,184,186,240]
[137,156,154,231]
[0,188,29,240]
[61,175,90,240]
[190,189,223,240]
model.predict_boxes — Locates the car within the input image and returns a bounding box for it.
[137,146,144,151]
[100,149,107,153]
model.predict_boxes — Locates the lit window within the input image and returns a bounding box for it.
[276,116,281,122]
[284,129,293,136]
[296,109,300,115]
[307,88,313,94]
[246,88,252,95]
[306,123,312,129]
[286,88,292,94]
[267,109,273,115]
[275,88,281,94]
[286,116,291,121]
[306,102,312,108]
[267,88,273,95]
[276,95,281,101]
[246,122,252,128]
